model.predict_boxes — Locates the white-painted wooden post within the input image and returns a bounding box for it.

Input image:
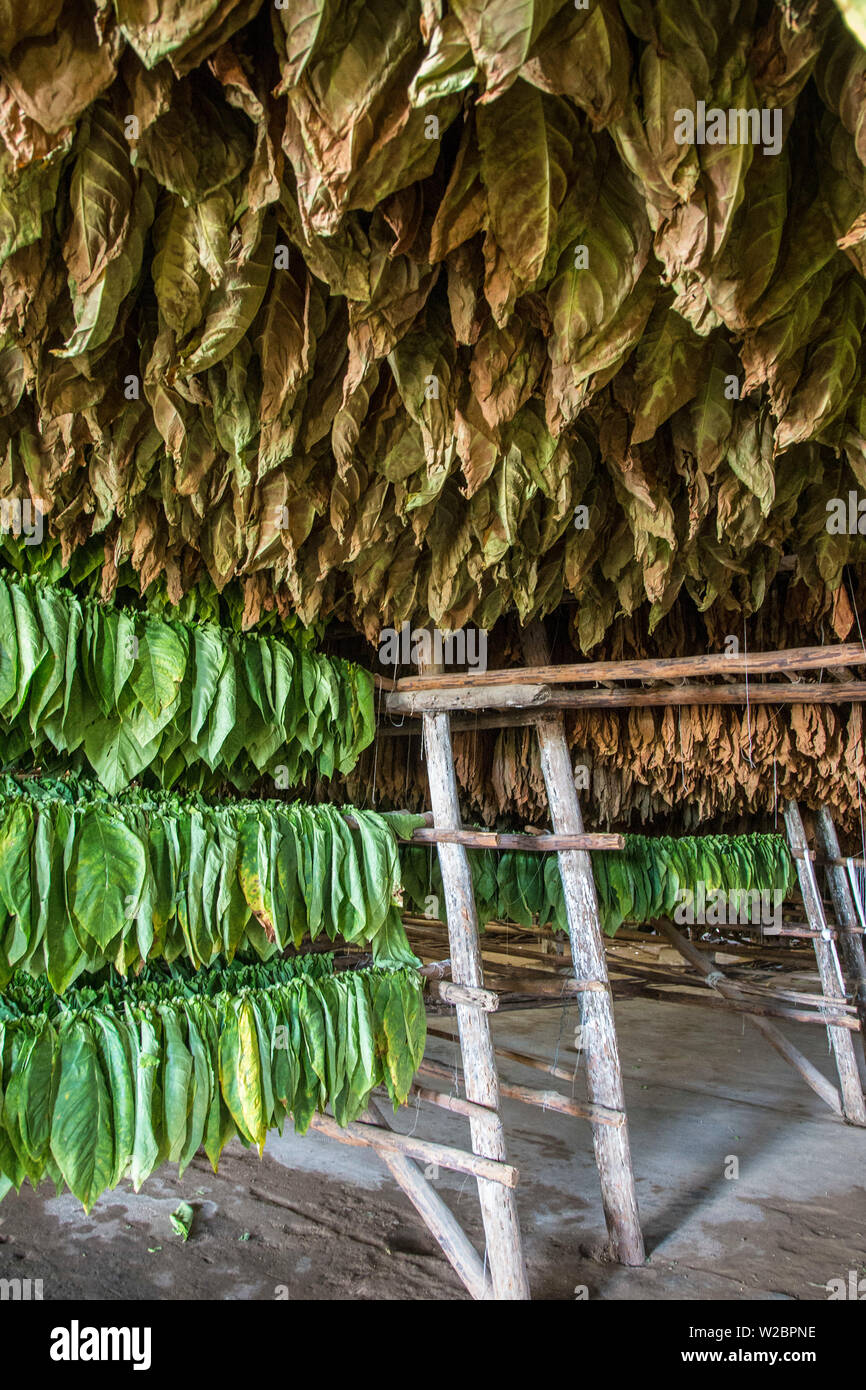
[422,701,531,1299]
[521,623,645,1266]
[813,807,866,1070]
[784,801,866,1126]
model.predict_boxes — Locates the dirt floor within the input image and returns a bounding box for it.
[1,997,865,1301]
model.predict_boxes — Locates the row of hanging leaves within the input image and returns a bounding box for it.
[0,776,420,993]
[0,572,374,793]
[0,955,426,1212]
[357,695,866,835]
[401,832,795,935]
[0,2,865,647]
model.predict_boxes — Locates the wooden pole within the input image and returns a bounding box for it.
[417,1058,626,1127]
[429,979,500,1012]
[386,680,866,714]
[521,621,645,1267]
[391,683,552,713]
[814,807,866,1067]
[658,921,844,1115]
[364,1098,491,1300]
[395,642,866,691]
[421,658,531,1299]
[307,1112,519,1186]
[406,827,624,851]
[784,802,866,1125]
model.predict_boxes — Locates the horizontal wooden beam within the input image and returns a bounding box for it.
[390,683,552,714]
[393,643,866,692]
[307,1112,519,1188]
[416,1058,625,1128]
[614,980,858,1029]
[386,679,866,715]
[407,828,624,852]
[429,979,500,1012]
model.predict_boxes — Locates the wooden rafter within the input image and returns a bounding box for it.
[393,643,866,691]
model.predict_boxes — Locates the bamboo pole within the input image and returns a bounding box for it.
[658,921,843,1115]
[521,621,645,1267]
[814,808,866,1066]
[421,654,531,1299]
[394,643,866,691]
[785,802,866,1125]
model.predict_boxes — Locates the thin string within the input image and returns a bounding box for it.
[845,566,866,869]
[368,678,383,807]
[846,564,866,657]
[743,617,754,769]
[387,639,405,728]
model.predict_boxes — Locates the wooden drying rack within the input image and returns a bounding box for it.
[318,630,866,1300]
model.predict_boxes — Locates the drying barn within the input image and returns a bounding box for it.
[0,0,864,1313]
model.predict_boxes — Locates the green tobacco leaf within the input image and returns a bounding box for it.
[63,104,136,297]
[408,11,477,105]
[0,954,427,1209]
[273,0,334,90]
[169,1199,194,1240]
[50,1020,114,1212]
[67,812,147,951]
[152,194,208,337]
[547,156,650,367]
[132,623,187,720]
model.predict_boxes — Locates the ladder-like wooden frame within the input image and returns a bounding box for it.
[654,802,866,1125]
[313,665,645,1298]
[396,623,645,1296]
[319,642,866,1301]
[784,801,866,1125]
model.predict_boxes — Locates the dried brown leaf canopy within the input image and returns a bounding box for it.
[2,0,866,646]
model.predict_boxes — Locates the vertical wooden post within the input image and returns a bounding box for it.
[422,699,531,1299]
[813,807,866,1069]
[784,801,866,1126]
[521,622,645,1266]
